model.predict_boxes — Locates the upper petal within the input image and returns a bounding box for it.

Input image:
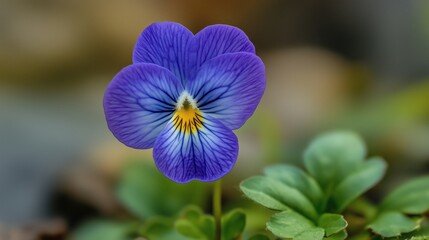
[188,24,256,79]
[153,114,238,183]
[187,52,266,130]
[132,22,193,85]
[103,63,183,149]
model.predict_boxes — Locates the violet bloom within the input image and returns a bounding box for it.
[103,22,265,183]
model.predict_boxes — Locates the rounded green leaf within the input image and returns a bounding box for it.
[295,228,325,240]
[304,131,366,187]
[175,206,215,240]
[267,210,316,238]
[368,211,419,237]
[332,157,387,211]
[240,176,318,220]
[221,209,246,240]
[264,164,323,208]
[324,230,347,240]
[179,205,204,223]
[317,214,348,236]
[175,219,206,239]
[381,176,429,214]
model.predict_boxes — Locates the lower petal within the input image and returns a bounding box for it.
[153,114,238,183]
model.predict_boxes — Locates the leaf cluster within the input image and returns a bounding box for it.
[240,131,429,239]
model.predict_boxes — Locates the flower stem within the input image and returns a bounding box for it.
[213,179,222,240]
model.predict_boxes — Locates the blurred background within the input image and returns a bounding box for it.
[0,0,428,239]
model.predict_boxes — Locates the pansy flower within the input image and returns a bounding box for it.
[104,22,265,183]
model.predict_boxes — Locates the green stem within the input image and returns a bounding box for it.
[213,179,222,240]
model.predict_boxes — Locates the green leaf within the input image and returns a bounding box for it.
[221,209,246,240]
[318,213,348,236]
[142,217,189,240]
[264,164,323,208]
[332,157,387,211]
[73,219,137,240]
[381,176,429,214]
[266,210,316,238]
[368,211,419,237]
[174,206,215,240]
[248,234,271,240]
[410,236,429,240]
[304,131,366,188]
[240,176,318,220]
[175,219,206,239]
[324,230,347,240]
[295,228,325,240]
[116,161,208,219]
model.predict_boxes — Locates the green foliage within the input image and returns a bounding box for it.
[221,209,246,240]
[73,219,138,240]
[174,206,215,240]
[263,165,323,209]
[410,237,429,240]
[240,131,386,239]
[116,161,208,219]
[140,217,189,240]
[365,176,429,238]
[174,206,249,240]
[303,131,367,188]
[247,234,271,240]
[318,213,348,236]
[367,212,420,237]
[380,176,429,214]
[265,211,347,240]
[266,210,315,238]
[332,157,386,211]
[240,176,318,221]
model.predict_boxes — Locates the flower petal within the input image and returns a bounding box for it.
[104,63,183,149]
[187,52,265,130]
[188,24,256,79]
[153,114,238,183]
[132,22,193,84]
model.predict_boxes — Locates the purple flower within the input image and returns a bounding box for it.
[103,22,266,183]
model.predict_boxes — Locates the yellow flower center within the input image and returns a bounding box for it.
[174,92,203,134]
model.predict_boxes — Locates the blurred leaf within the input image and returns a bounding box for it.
[141,217,188,240]
[332,157,386,211]
[117,161,208,219]
[368,211,419,237]
[410,236,429,240]
[397,219,429,240]
[174,206,215,240]
[240,176,318,220]
[380,176,429,214]
[73,219,137,240]
[324,230,347,240]
[303,131,366,188]
[264,164,323,209]
[248,233,271,240]
[318,213,347,236]
[174,207,247,240]
[221,209,246,240]
[266,210,316,238]
[175,219,206,239]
